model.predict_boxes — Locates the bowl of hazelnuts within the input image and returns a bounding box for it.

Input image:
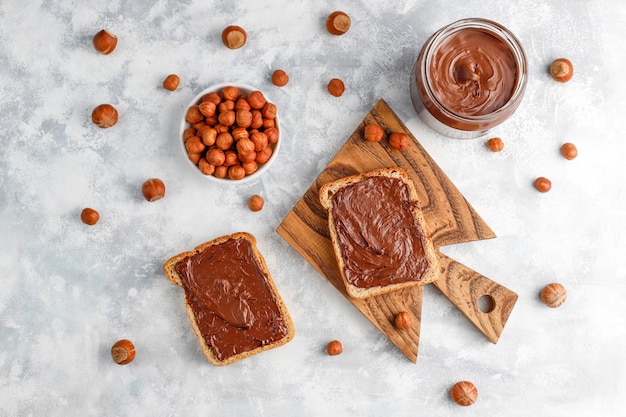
[179,83,281,182]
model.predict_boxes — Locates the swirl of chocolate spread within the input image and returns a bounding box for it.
[331,176,429,289]
[429,28,518,117]
[174,238,288,361]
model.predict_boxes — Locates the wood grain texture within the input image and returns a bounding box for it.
[277,99,517,362]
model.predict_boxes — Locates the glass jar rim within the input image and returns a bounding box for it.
[420,18,528,124]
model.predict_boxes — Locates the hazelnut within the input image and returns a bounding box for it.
[265,127,279,144]
[239,151,257,163]
[198,158,215,176]
[228,164,246,180]
[185,105,204,124]
[201,127,217,146]
[188,153,201,165]
[242,161,258,175]
[271,69,289,87]
[247,91,267,110]
[218,110,236,127]
[486,137,504,152]
[534,177,552,193]
[198,101,217,117]
[80,208,99,226]
[250,110,264,129]
[111,339,135,365]
[326,340,343,356]
[262,103,277,120]
[327,78,345,97]
[221,86,239,101]
[540,283,567,308]
[92,29,117,55]
[236,109,252,127]
[236,137,256,155]
[255,146,273,164]
[389,132,409,149]
[222,25,247,49]
[214,165,228,179]
[141,178,165,202]
[185,137,205,154]
[201,92,222,106]
[251,132,268,152]
[206,148,226,166]
[561,142,578,160]
[326,11,351,36]
[364,124,384,142]
[550,58,573,83]
[162,74,180,91]
[248,194,264,212]
[215,132,234,150]
[183,127,196,141]
[235,98,251,111]
[450,381,478,406]
[91,104,118,128]
[394,311,412,330]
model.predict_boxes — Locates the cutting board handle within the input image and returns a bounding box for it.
[432,253,518,343]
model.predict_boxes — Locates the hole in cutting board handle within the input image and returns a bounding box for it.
[478,294,496,313]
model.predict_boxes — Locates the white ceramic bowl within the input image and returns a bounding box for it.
[179,82,281,184]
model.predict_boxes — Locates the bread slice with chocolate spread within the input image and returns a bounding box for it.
[164,232,295,365]
[319,167,438,299]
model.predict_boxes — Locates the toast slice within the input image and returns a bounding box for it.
[164,232,295,365]
[319,167,438,298]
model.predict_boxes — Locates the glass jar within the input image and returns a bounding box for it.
[410,18,527,139]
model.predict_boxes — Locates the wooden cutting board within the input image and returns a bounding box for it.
[276,99,518,362]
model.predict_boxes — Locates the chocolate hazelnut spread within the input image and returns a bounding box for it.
[174,238,288,362]
[410,18,527,139]
[430,28,518,117]
[330,176,430,288]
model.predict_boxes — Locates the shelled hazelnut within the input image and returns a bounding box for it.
[111,339,135,365]
[141,178,166,201]
[327,78,345,97]
[80,208,99,226]
[271,69,289,87]
[486,137,504,152]
[389,132,408,149]
[560,143,578,160]
[163,74,180,91]
[93,29,117,54]
[450,381,478,406]
[540,283,567,308]
[364,124,384,142]
[91,104,118,128]
[534,177,552,193]
[326,340,343,356]
[248,195,264,212]
[394,311,412,330]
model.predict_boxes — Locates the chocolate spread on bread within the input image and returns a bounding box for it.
[330,176,430,289]
[174,238,289,361]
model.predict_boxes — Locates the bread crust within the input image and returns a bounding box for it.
[319,167,438,298]
[163,232,295,365]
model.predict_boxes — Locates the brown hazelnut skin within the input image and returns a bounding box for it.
[394,311,412,330]
[93,29,117,55]
[80,208,99,225]
[326,340,343,356]
[271,69,289,87]
[162,74,180,91]
[92,104,118,128]
[550,58,573,83]
[541,283,567,308]
[389,132,409,149]
[141,178,166,202]
[561,143,578,160]
[247,91,267,110]
[364,124,384,142]
[486,137,504,152]
[534,177,552,193]
[222,25,247,49]
[228,165,246,180]
[450,381,478,406]
[327,78,345,97]
[326,11,351,36]
[111,339,135,365]
[248,195,265,212]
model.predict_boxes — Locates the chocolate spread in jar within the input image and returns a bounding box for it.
[429,28,518,117]
[330,176,430,289]
[174,238,288,362]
